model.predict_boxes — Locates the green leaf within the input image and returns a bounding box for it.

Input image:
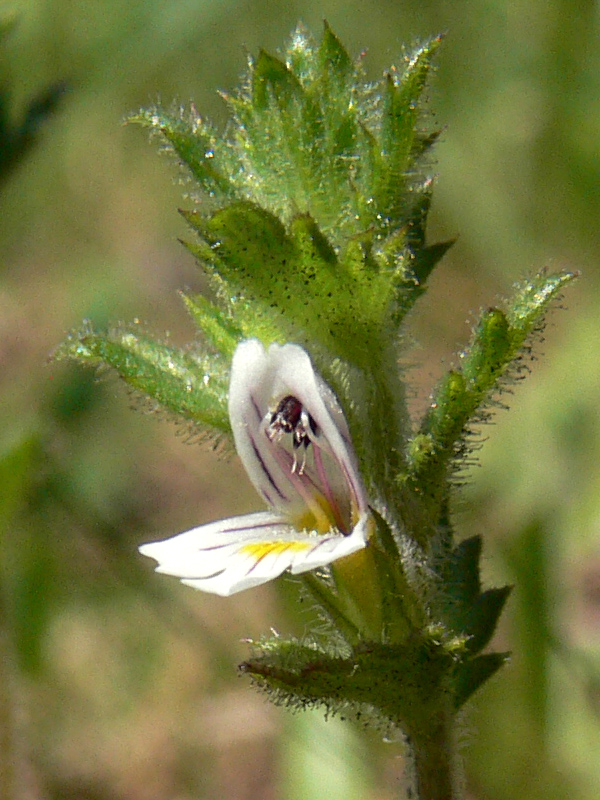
[290,213,339,272]
[185,201,295,278]
[184,201,391,366]
[301,573,362,645]
[445,535,482,607]
[184,202,307,331]
[410,127,443,162]
[54,325,231,437]
[318,21,353,83]
[462,308,512,388]
[404,182,435,253]
[407,270,577,510]
[166,24,444,261]
[424,370,467,442]
[284,24,318,83]
[507,269,577,336]
[241,636,455,733]
[129,107,235,199]
[390,242,456,324]
[461,585,512,655]
[374,37,442,224]
[182,293,242,359]
[412,239,456,287]
[127,24,451,355]
[453,652,510,709]
[253,49,304,110]
[368,508,427,638]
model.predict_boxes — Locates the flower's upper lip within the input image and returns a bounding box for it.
[229,339,368,532]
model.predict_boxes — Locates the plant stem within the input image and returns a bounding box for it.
[407,712,460,800]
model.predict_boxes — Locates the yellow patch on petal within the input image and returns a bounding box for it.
[292,497,338,535]
[240,541,312,561]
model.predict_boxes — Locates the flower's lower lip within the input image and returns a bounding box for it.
[140,506,370,596]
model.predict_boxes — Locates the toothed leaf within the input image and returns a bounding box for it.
[253,49,304,110]
[130,108,235,199]
[461,586,512,655]
[181,294,243,358]
[445,535,483,606]
[407,270,578,503]
[55,326,230,436]
[375,37,442,223]
[241,637,455,732]
[453,652,510,709]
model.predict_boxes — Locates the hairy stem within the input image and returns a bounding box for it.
[407,712,460,800]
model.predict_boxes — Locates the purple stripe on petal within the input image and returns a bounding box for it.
[196,543,238,552]
[340,460,363,513]
[244,544,298,576]
[248,431,288,501]
[250,395,264,425]
[246,553,271,576]
[306,538,329,555]
[191,568,226,580]
[261,489,275,505]
[219,520,281,534]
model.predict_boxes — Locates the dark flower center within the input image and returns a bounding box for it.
[269,395,318,450]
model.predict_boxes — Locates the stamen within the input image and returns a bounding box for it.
[264,431,333,532]
[267,396,318,453]
[291,447,308,475]
[300,408,319,443]
[262,393,351,534]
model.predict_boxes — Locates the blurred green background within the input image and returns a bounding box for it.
[1,1,599,798]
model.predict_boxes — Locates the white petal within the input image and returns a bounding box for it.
[228,339,368,522]
[289,512,370,573]
[228,340,297,512]
[139,511,285,574]
[267,343,367,516]
[139,510,368,597]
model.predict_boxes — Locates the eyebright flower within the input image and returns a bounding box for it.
[139,339,371,596]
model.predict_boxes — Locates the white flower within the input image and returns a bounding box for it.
[139,339,371,596]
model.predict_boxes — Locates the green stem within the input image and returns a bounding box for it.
[301,572,361,644]
[407,712,460,800]
[365,346,410,494]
